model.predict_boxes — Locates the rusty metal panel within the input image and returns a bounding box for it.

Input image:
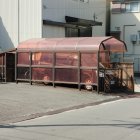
[99,51,110,67]
[17,52,30,65]
[32,68,52,81]
[81,53,97,67]
[80,69,97,84]
[102,37,127,52]
[55,68,78,82]
[56,52,78,66]
[17,37,127,52]
[121,63,134,92]
[32,52,53,65]
[0,54,4,65]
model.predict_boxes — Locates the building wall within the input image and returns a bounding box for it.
[43,25,65,38]
[0,0,107,52]
[0,0,42,52]
[106,0,111,36]
[19,0,42,42]
[0,0,18,51]
[42,0,107,37]
[111,1,140,72]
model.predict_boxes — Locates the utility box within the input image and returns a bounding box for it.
[130,34,137,44]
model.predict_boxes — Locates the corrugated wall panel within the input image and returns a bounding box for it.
[0,0,18,51]
[0,0,42,52]
[19,0,42,42]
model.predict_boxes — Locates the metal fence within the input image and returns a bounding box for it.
[99,62,134,93]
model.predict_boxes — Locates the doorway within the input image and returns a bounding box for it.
[65,27,92,37]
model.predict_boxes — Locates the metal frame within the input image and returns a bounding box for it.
[15,49,135,93]
[15,37,134,93]
[16,50,98,91]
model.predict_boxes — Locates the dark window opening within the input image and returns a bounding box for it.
[65,27,92,37]
[110,31,121,40]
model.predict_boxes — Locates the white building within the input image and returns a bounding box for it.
[111,0,140,74]
[42,0,108,38]
[0,0,42,52]
[0,0,109,52]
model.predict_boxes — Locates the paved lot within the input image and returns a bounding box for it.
[0,77,139,124]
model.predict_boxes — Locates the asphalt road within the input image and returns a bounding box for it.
[0,97,140,140]
[0,82,119,124]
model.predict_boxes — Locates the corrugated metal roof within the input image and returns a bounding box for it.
[17,37,127,52]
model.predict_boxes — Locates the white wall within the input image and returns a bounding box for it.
[111,6,140,72]
[43,25,65,38]
[19,0,42,42]
[0,0,18,51]
[42,0,106,37]
[0,0,42,52]
[111,13,140,55]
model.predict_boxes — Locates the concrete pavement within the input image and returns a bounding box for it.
[0,77,139,124]
[0,97,140,140]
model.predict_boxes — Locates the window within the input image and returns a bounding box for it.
[111,3,121,13]
[111,2,140,13]
[80,0,89,3]
[65,27,92,37]
[125,2,139,12]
